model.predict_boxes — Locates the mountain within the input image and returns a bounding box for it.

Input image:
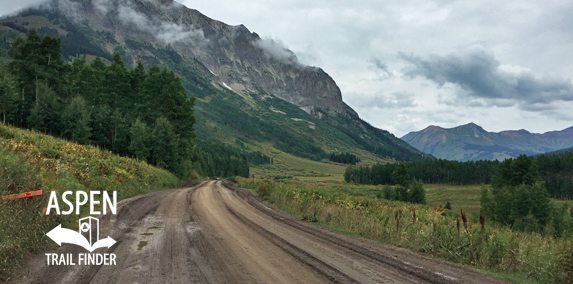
[401,123,573,161]
[0,0,430,163]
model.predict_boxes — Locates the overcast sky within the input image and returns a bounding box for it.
[3,0,573,137]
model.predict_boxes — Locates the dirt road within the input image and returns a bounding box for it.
[12,181,508,283]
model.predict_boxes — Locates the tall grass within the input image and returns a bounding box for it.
[241,178,573,284]
[0,123,179,278]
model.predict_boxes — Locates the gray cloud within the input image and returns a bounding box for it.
[369,57,390,74]
[111,0,206,45]
[254,38,300,66]
[0,0,45,17]
[368,57,393,80]
[400,50,573,108]
[30,0,206,45]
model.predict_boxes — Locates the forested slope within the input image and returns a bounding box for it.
[0,2,431,165]
[0,28,257,179]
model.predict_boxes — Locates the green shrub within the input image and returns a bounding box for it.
[257,182,270,199]
[382,184,396,200]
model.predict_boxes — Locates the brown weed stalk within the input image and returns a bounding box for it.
[479,210,486,232]
[460,209,468,232]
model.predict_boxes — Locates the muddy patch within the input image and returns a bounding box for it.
[137,241,148,251]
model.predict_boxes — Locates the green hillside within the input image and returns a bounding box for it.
[0,123,179,277]
[0,6,430,175]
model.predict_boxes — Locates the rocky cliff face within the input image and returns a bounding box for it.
[45,0,347,114]
[402,123,573,161]
[1,0,431,162]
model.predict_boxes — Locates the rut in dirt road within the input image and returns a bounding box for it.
[11,181,509,284]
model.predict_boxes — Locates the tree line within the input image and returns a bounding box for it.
[344,159,498,185]
[0,27,261,178]
[0,28,196,177]
[192,141,249,178]
[328,152,361,165]
[537,153,573,199]
[344,154,573,200]
[345,154,572,236]
[245,151,273,166]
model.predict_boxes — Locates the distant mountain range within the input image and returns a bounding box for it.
[401,123,573,161]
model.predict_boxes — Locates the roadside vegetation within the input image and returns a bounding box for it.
[239,177,573,283]
[243,152,573,283]
[0,123,179,278]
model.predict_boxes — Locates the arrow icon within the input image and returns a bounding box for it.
[46,224,116,252]
[91,236,117,250]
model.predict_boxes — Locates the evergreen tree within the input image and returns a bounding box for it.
[150,116,178,171]
[344,166,353,183]
[61,96,91,144]
[492,154,541,188]
[130,60,147,111]
[550,204,569,238]
[27,81,61,134]
[480,186,493,217]
[396,186,409,202]
[89,105,113,149]
[393,163,410,201]
[329,152,361,164]
[110,108,129,155]
[128,119,150,160]
[409,179,426,204]
[8,27,64,127]
[392,163,410,188]
[528,182,552,228]
[0,55,18,124]
[481,182,553,233]
[445,201,452,210]
[105,52,131,111]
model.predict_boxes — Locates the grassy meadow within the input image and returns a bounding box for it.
[244,138,392,182]
[248,143,347,181]
[0,123,180,278]
[250,156,573,221]
[242,157,573,283]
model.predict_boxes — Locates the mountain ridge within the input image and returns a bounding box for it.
[401,123,573,161]
[53,0,348,114]
[0,0,431,163]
